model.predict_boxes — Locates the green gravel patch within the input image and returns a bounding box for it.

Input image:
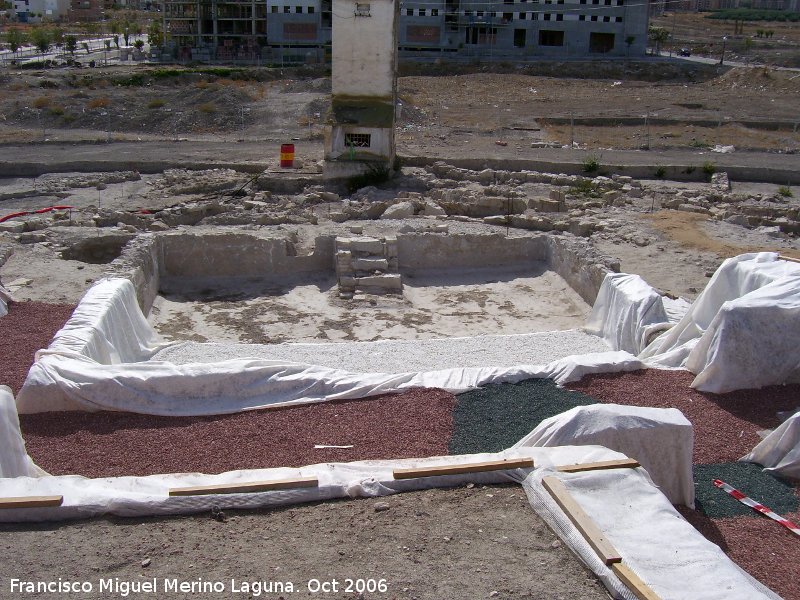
[694,462,799,519]
[448,378,596,455]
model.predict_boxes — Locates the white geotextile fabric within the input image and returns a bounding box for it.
[640,253,800,392]
[741,410,800,478]
[585,273,674,355]
[513,404,694,507]
[18,277,643,415]
[523,467,780,600]
[0,386,46,478]
[0,447,777,600]
[0,282,13,318]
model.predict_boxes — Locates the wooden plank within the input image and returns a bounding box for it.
[778,255,800,264]
[541,475,622,565]
[393,458,534,480]
[612,563,662,600]
[169,476,319,497]
[0,496,63,509]
[556,458,640,473]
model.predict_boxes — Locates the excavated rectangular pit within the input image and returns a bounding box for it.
[116,228,609,344]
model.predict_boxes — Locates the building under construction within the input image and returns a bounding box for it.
[160,0,649,63]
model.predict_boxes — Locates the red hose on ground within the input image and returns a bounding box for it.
[0,206,74,223]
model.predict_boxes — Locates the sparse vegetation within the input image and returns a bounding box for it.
[198,102,217,114]
[48,105,65,116]
[347,163,393,193]
[33,96,51,109]
[702,161,716,178]
[655,165,667,178]
[582,154,601,174]
[87,97,111,109]
[707,8,800,22]
[778,185,793,198]
[570,179,602,198]
[148,98,166,109]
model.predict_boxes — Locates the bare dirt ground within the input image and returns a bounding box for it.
[0,484,609,600]
[652,11,800,68]
[150,267,590,344]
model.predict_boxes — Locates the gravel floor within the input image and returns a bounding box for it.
[693,462,799,519]
[449,379,595,455]
[567,369,800,600]
[150,330,611,373]
[566,369,800,465]
[19,389,456,478]
[0,301,75,393]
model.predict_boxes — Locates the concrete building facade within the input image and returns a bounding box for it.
[162,0,649,61]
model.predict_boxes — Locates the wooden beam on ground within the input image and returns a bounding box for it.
[393,458,534,480]
[556,458,640,474]
[169,477,319,497]
[0,496,63,509]
[612,563,662,600]
[542,475,622,565]
[778,255,800,264]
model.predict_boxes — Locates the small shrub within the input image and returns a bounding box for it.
[655,165,667,178]
[87,96,110,109]
[684,165,696,175]
[690,139,710,149]
[32,96,50,108]
[48,105,65,116]
[582,154,601,174]
[778,185,793,198]
[702,161,716,177]
[198,102,217,114]
[347,163,392,193]
[148,98,166,109]
[570,179,601,198]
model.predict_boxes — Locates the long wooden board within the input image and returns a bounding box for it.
[393,458,534,480]
[556,458,640,473]
[169,476,319,497]
[778,255,800,264]
[612,563,662,600]
[0,496,63,509]
[542,476,622,565]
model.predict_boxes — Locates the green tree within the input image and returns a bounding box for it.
[147,20,163,48]
[64,34,78,55]
[29,27,52,56]
[50,26,64,49]
[5,27,27,54]
[648,26,670,55]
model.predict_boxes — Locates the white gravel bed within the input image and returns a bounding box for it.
[151,329,610,373]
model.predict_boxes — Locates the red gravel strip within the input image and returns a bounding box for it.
[0,301,76,394]
[571,369,800,600]
[20,388,456,478]
[566,369,800,465]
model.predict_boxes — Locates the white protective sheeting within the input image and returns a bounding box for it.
[0,386,46,478]
[514,404,694,507]
[741,410,800,478]
[0,446,778,600]
[523,466,780,600]
[641,253,800,392]
[585,273,675,355]
[0,282,13,318]
[18,277,643,415]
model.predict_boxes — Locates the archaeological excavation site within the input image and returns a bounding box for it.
[2,156,800,600]
[2,4,800,598]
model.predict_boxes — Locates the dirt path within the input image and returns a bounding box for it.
[0,485,609,600]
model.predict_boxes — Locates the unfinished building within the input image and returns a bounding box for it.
[160,0,649,62]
